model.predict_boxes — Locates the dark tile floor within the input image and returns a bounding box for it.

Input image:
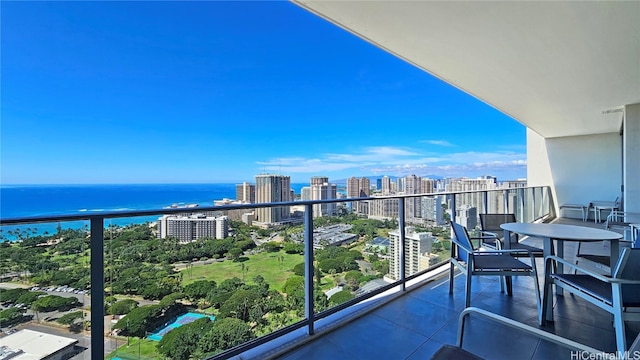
[274,218,637,360]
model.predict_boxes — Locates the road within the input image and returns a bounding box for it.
[0,283,156,358]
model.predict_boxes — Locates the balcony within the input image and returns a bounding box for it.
[5,188,640,359]
[274,217,637,360]
[6,186,632,359]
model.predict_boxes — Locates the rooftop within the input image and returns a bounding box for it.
[0,329,77,360]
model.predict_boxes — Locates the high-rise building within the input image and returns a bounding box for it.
[396,177,406,193]
[367,196,399,220]
[421,178,435,194]
[376,178,382,190]
[300,186,311,201]
[388,227,434,281]
[346,176,370,214]
[381,176,392,195]
[421,196,444,225]
[310,176,337,218]
[235,182,255,203]
[404,174,422,219]
[446,177,498,214]
[347,177,360,198]
[215,215,229,239]
[158,214,229,243]
[255,174,292,224]
[456,205,478,229]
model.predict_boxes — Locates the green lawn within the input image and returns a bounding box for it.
[181,251,303,292]
[105,337,157,360]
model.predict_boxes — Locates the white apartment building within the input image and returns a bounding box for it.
[388,227,435,281]
[367,196,399,220]
[310,176,337,218]
[158,214,229,243]
[446,177,499,214]
[300,186,311,201]
[381,176,392,195]
[455,205,478,230]
[421,195,444,225]
[404,174,422,220]
[396,177,405,193]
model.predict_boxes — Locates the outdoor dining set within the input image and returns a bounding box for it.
[446,211,640,357]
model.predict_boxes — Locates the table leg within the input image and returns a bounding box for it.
[610,239,620,271]
[543,236,555,322]
[503,229,512,295]
[556,239,564,296]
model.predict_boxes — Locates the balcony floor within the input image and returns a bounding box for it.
[276,218,637,360]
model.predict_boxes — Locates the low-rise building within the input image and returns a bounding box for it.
[0,329,78,360]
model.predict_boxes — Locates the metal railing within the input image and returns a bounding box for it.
[0,185,553,359]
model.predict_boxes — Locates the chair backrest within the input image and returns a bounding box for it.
[479,214,516,232]
[451,221,474,253]
[613,247,640,280]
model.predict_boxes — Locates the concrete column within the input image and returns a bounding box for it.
[623,104,640,213]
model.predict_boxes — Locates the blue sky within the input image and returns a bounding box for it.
[1,1,526,185]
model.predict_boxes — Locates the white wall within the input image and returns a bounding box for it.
[624,104,640,213]
[527,129,622,218]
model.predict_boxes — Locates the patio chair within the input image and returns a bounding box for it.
[430,307,604,360]
[478,213,543,256]
[589,197,620,223]
[449,221,541,310]
[573,210,639,274]
[573,240,612,275]
[542,247,640,355]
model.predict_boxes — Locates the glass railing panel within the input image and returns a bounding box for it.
[522,188,534,223]
[486,190,504,214]
[0,186,554,359]
[543,187,553,218]
[317,200,395,312]
[452,193,479,231]
[533,187,543,220]
[0,220,91,359]
[504,189,521,222]
[399,195,451,287]
[103,210,308,359]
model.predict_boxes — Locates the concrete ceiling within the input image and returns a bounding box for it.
[293,1,640,139]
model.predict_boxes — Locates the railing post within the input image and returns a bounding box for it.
[519,188,525,222]
[398,198,406,291]
[90,217,104,359]
[503,189,509,214]
[303,204,314,335]
[532,187,537,220]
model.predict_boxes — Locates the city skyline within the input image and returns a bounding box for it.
[1,1,526,185]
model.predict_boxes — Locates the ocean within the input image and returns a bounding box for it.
[0,183,307,239]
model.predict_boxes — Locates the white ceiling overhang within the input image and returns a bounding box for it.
[293,1,640,139]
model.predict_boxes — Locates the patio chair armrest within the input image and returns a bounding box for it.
[474,249,532,256]
[608,278,640,285]
[479,231,498,238]
[458,307,603,354]
[545,256,614,283]
[470,235,499,240]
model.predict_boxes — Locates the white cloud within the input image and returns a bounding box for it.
[421,139,454,147]
[256,147,526,179]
